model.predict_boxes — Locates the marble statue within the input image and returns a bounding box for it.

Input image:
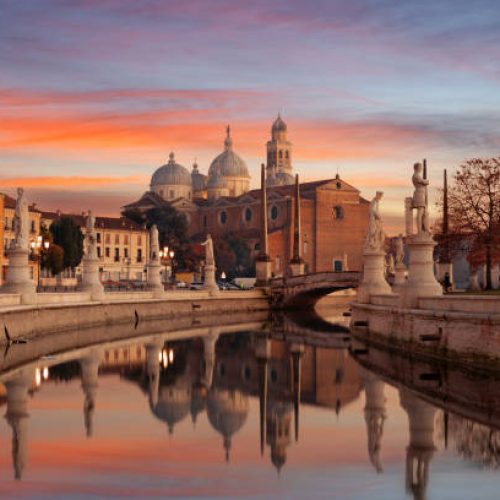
[395,234,404,266]
[412,163,430,235]
[85,210,98,260]
[12,188,29,251]
[365,191,385,252]
[150,225,159,262]
[202,234,215,266]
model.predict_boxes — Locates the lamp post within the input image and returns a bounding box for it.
[31,236,50,290]
[221,271,226,289]
[169,250,175,286]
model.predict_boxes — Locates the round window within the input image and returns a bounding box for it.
[271,205,278,220]
[219,211,228,225]
[244,207,252,222]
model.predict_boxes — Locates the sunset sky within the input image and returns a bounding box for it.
[1,0,499,229]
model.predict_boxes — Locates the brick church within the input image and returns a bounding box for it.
[123,116,369,276]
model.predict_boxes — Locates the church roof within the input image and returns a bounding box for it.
[151,152,192,187]
[266,171,295,187]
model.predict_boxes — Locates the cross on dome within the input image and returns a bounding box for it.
[224,125,233,151]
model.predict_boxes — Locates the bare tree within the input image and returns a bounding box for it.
[446,158,500,289]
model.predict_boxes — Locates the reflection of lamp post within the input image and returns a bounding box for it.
[221,271,226,286]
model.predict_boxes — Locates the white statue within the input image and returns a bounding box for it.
[150,225,160,262]
[412,162,430,234]
[85,210,98,260]
[201,234,215,266]
[12,187,30,251]
[365,191,385,252]
[395,234,405,266]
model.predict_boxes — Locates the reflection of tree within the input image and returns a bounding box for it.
[437,412,500,468]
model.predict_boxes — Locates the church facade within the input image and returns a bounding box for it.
[123,116,369,276]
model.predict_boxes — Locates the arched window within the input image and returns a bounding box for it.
[285,151,289,159]
[244,207,252,222]
[271,205,278,220]
[333,206,344,220]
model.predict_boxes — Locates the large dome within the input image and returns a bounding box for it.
[208,126,250,179]
[151,152,192,187]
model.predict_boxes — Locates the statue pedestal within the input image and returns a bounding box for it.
[357,250,391,304]
[80,257,104,301]
[203,263,218,295]
[1,248,37,305]
[255,257,272,287]
[392,264,407,294]
[399,235,442,308]
[289,259,304,277]
[147,261,164,298]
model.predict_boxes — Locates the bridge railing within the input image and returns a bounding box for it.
[270,271,361,288]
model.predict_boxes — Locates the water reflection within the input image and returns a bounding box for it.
[0,311,499,499]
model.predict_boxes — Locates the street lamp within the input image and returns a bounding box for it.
[169,250,175,285]
[31,236,50,289]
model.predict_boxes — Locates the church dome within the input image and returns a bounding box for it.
[207,174,228,189]
[151,152,192,187]
[191,162,207,191]
[272,114,287,133]
[208,126,250,180]
[267,171,295,187]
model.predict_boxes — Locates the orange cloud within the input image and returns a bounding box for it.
[0,175,148,190]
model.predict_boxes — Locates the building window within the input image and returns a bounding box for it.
[105,234,110,244]
[219,211,228,225]
[254,242,260,251]
[114,248,119,262]
[169,190,174,198]
[137,248,142,262]
[271,205,278,220]
[244,207,252,222]
[285,151,289,159]
[137,235,142,246]
[124,248,129,259]
[279,150,282,159]
[334,260,343,272]
[105,247,110,258]
[124,235,129,245]
[333,206,344,220]
[114,234,119,245]
[97,247,101,258]
[31,220,36,233]
[336,181,341,189]
[96,233,101,243]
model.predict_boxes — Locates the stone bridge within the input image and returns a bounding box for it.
[270,271,361,309]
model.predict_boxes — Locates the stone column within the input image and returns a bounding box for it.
[202,328,219,389]
[392,262,407,294]
[405,197,413,236]
[289,174,305,276]
[357,249,391,303]
[255,164,272,286]
[80,213,104,301]
[400,389,436,500]
[146,225,164,298]
[2,246,37,304]
[202,235,218,295]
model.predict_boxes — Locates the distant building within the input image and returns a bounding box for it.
[41,211,149,282]
[124,116,369,275]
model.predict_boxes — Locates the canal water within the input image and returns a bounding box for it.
[0,306,499,499]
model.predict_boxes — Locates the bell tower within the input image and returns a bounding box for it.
[266,114,293,181]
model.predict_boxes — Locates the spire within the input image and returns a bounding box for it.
[224,125,233,151]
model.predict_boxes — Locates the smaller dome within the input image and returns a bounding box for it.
[207,174,228,189]
[151,152,192,187]
[267,172,294,187]
[272,113,287,133]
[191,162,207,191]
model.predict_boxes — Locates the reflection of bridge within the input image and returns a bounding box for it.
[270,271,361,309]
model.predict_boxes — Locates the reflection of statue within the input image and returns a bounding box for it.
[85,210,98,260]
[201,234,215,267]
[365,192,385,251]
[412,163,430,235]
[395,234,405,266]
[13,188,29,251]
[150,225,159,262]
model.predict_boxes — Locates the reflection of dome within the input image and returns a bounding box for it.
[208,127,250,179]
[151,152,192,187]
[191,384,207,425]
[267,171,294,187]
[272,113,287,133]
[191,162,207,191]
[151,384,191,434]
[207,388,249,461]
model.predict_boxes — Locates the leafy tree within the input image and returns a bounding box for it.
[444,158,500,289]
[214,233,254,279]
[49,217,84,270]
[41,244,64,276]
